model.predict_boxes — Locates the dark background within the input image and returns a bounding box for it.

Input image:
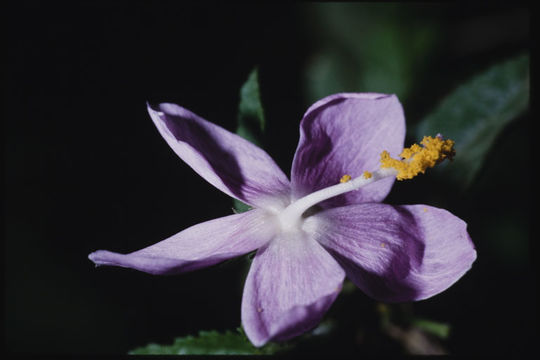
[4,1,533,356]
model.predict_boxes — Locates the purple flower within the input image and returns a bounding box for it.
[88,93,476,347]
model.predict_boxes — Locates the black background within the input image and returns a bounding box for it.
[4,1,533,356]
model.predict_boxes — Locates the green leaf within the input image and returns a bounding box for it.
[411,318,451,339]
[237,67,265,147]
[232,198,251,213]
[232,67,265,213]
[414,54,529,187]
[129,328,286,355]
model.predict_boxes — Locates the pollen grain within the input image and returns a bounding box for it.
[340,174,352,183]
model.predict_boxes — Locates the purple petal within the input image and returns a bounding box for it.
[88,209,276,275]
[241,232,345,347]
[291,93,405,207]
[306,204,476,302]
[148,103,290,210]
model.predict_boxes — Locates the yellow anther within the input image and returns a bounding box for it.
[380,135,456,180]
[340,174,352,183]
[363,171,372,179]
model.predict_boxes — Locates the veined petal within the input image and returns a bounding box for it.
[306,204,476,303]
[88,208,276,275]
[291,93,405,207]
[148,103,290,210]
[241,232,345,347]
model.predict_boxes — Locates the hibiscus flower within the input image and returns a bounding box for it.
[89,93,476,346]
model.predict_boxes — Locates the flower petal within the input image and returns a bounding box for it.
[241,232,345,347]
[148,102,290,210]
[88,209,276,275]
[306,203,476,302]
[291,93,405,207]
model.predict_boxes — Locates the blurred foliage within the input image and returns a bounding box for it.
[414,54,529,188]
[412,318,450,339]
[304,3,440,104]
[376,303,448,354]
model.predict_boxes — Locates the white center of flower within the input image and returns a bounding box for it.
[276,167,397,231]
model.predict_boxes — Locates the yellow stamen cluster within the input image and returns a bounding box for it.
[380,135,455,180]
[340,174,352,183]
[363,171,372,179]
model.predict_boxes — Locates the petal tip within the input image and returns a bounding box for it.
[88,250,113,267]
[146,102,164,116]
[88,251,97,261]
[87,251,102,266]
